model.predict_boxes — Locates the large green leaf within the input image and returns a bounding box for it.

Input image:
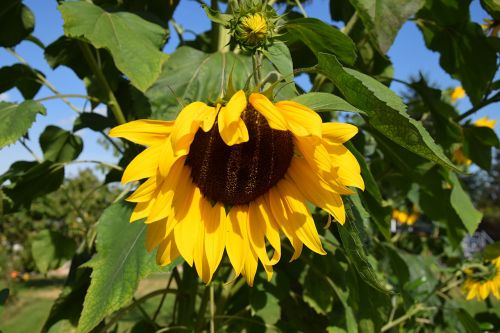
[448,172,482,234]
[78,200,178,333]
[2,161,65,210]
[349,0,425,53]
[31,230,77,273]
[317,53,457,171]
[416,0,496,104]
[291,92,363,114]
[59,1,168,92]
[284,18,357,66]
[0,64,44,99]
[146,46,249,119]
[39,126,83,163]
[338,197,389,293]
[0,100,46,149]
[0,0,35,47]
[262,41,297,94]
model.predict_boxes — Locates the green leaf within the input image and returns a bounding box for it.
[0,64,44,99]
[31,230,77,273]
[249,287,281,324]
[284,18,357,66]
[349,0,425,53]
[0,0,35,47]
[73,113,114,132]
[262,41,297,94]
[3,161,64,210]
[42,255,91,333]
[317,53,458,171]
[482,242,500,260]
[78,200,178,333]
[0,100,46,149]
[448,172,482,234]
[146,46,252,120]
[0,288,9,305]
[463,126,499,170]
[302,266,334,315]
[338,198,389,293]
[455,308,481,333]
[481,0,500,20]
[416,1,497,104]
[291,92,363,114]
[39,126,83,163]
[59,1,168,92]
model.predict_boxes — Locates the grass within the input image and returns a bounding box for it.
[0,273,175,333]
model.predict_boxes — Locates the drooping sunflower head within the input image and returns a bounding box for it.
[463,257,500,301]
[110,90,364,285]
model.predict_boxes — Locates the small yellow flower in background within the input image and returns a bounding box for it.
[450,86,466,102]
[453,148,472,166]
[392,208,419,225]
[110,90,364,285]
[464,257,500,301]
[474,116,497,129]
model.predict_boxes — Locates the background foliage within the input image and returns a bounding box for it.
[0,0,499,332]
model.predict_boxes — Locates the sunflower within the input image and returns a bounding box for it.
[110,90,364,285]
[391,208,419,225]
[464,257,500,301]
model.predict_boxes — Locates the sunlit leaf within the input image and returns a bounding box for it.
[31,230,77,274]
[59,1,169,92]
[39,126,83,163]
[0,100,46,149]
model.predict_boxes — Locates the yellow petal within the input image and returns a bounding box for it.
[218,90,249,146]
[249,93,288,131]
[146,218,169,252]
[324,143,364,190]
[276,179,326,255]
[193,217,211,284]
[267,188,303,261]
[173,186,203,266]
[170,101,208,156]
[474,116,496,129]
[109,119,174,146]
[121,143,163,183]
[146,158,186,224]
[225,206,248,276]
[156,232,180,266]
[248,201,272,266]
[130,200,155,223]
[203,202,227,283]
[321,123,358,144]
[255,196,281,265]
[479,283,489,300]
[127,177,158,203]
[242,244,259,286]
[294,136,332,175]
[199,104,220,132]
[275,101,322,137]
[287,158,346,224]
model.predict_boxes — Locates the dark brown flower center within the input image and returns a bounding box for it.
[185,106,293,205]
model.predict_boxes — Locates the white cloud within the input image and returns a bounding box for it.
[0,93,10,101]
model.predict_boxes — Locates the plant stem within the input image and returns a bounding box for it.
[252,53,262,87]
[342,13,358,36]
[210,284,215,333]
[65,160,123,171]
[79,42,127,125]
[195,284,211,333]
[381,304,431,332]
[455,91,500,121]
[152,272,176,321]
[19,139,41,162]
[36,94,99,103]
[294,0,307,17]
[99,288,178,333]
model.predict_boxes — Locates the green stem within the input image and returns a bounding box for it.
[455,91,500,122]
[195,284,211,333]
[65,160,123,171]
[99,288,178,333]
[252,53,263,87]
[294,0,307,17]
[152,271,176,321]
[210,284,215,333]
[342,13,358,36]
[381,304,432,332]
[36,94,99,103]
[79,42,127,124]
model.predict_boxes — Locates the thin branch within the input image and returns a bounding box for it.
[65,160,123,171]
[19,139,41,162]
[36,94,99,103]
[455,91,500,121]
[152,272,176,321]
[79,42,127,124]
[294,0,307,17]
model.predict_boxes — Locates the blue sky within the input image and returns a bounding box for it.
[0,0,498,176]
